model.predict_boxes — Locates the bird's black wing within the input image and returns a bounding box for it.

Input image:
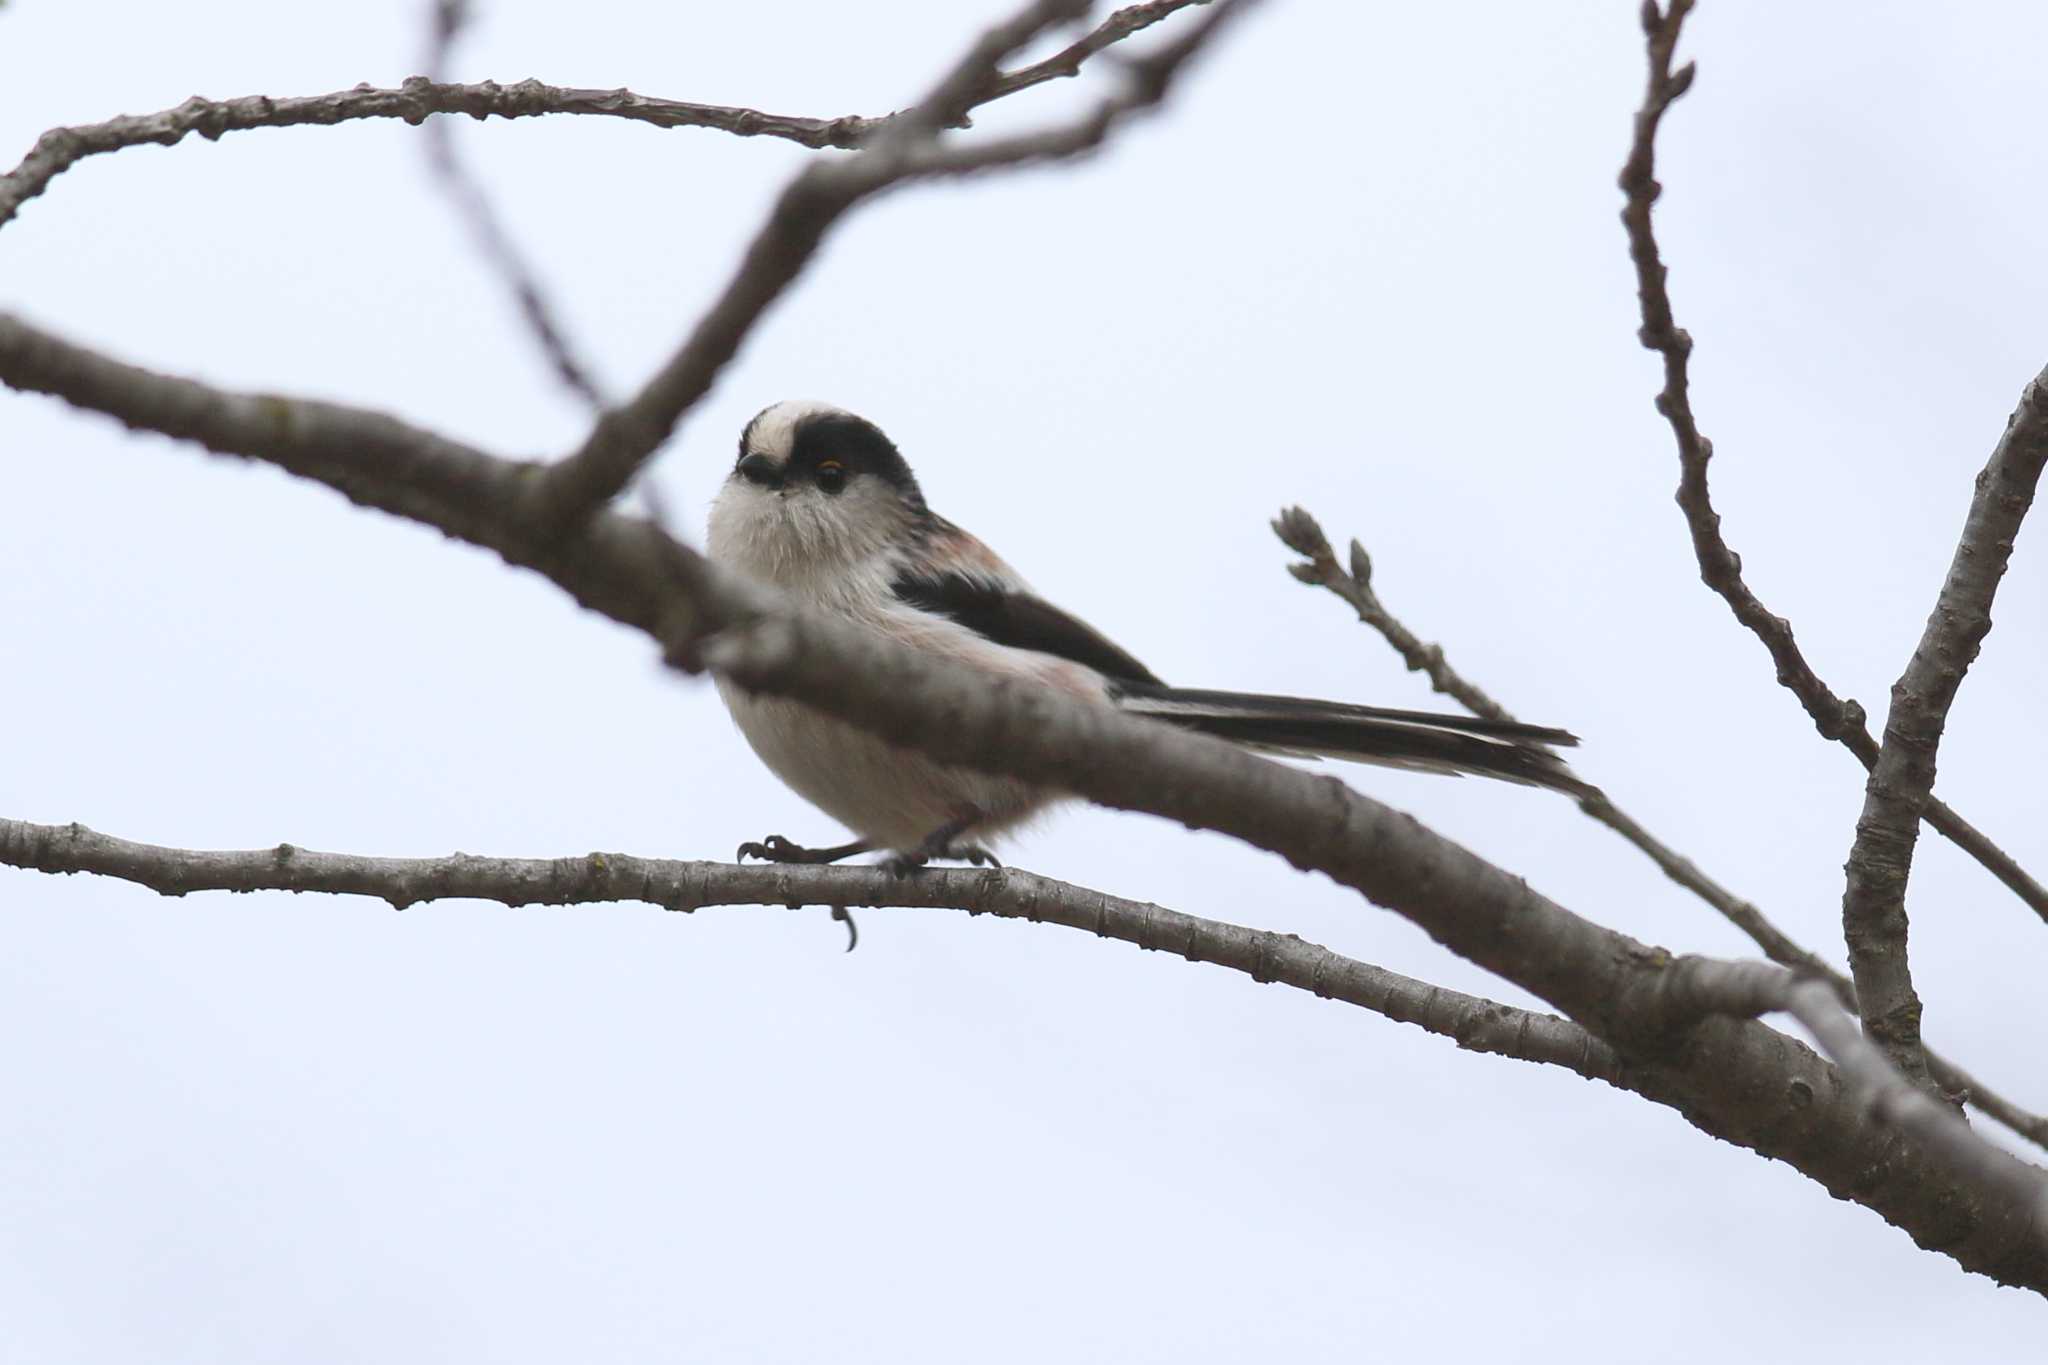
[891,565,1161,686]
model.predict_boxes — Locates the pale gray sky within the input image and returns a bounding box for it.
[4,2,2046,1359]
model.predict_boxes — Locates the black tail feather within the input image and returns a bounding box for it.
[1115,683,1594,798]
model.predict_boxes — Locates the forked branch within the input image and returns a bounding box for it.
[1839,372,2048,1083]
[1617,0,2048,935]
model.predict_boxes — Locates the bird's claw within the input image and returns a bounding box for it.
[736,835,871,865]
[882,841,1001,879]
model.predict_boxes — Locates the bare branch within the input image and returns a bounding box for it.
[0,816,1621,1084]
[6,310,2041,1285]
[1620,4,1831,726]
[1638,958,2048,1221]
[1275,503,1840,972]
[421,0,606,410]
[1918,796,2048,923]
[983,0,1212,100]
[1840,371,2048,1084]
[1275,505,1519,723]
[0,81,845,232]
[534,0,1253,523]
[1274,504,2048,1154]
[0,3,1209,234]
[1616,2,2048,927]
[15,815,2043,1221]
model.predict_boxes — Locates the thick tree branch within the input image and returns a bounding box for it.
[1274,504,2048,1152]
[0,816,1621,1085]
[4,310,2043,1288]
[1638,958,2046,1216]
[0,2,1209,233]
[1617,1,2048,928]
[535,0,1250,523]
[1840,372,2048,1083]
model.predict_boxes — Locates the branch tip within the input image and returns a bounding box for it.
[1270,504,1331,561]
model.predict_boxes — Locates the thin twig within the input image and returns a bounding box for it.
[1616,1,2048,927]
[533,0,1252,523]
[983,0,1211,99]
[1915,796,2048,923]
[1276,507,1517,722]
[0,816,1622,1084]
[0,81,863,232]
[1839,370,2048,1084]
[1272,504,2048,1152]
[421,0,606,410]
[0,3,1209,235]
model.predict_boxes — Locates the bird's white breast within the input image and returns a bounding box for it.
[705,475,1117,849]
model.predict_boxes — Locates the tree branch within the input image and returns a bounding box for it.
[0,80,857,232]
[0,2,1209,233]
[5,309,2042,1287]
[1636,958,2047,1218]
[1274,507,1532,728]
[983,0,1212,99]
[1840,371,2048,1084]
[0,816,1622,1084]
[533,0,1252,523]
[1273,503,1833,972]
[1273,504,2048,1153]
[1616,0,2048,928]
[420,0,606,411]
[12,817,2040,1219]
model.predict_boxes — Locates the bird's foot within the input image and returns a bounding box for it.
[882,813,1003,878]
[735,834,872,865]
[948,843,1003,870]
[883,847,1001,877]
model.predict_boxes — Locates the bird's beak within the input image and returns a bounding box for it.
[736,453,783,490]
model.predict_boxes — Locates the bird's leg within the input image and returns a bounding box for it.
[882,807,1003,878]
[736,835,873,865]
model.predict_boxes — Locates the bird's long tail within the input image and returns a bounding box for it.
[1114,683,1596,798]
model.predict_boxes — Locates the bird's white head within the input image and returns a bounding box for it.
[706,400,930,593]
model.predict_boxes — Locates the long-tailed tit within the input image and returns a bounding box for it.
[709,400,1590,871]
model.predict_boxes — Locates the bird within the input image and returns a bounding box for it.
[707,400,1590,874]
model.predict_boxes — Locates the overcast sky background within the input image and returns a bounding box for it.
[4,1,2046,1359]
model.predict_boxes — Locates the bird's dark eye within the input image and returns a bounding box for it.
[815,460,847,494]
